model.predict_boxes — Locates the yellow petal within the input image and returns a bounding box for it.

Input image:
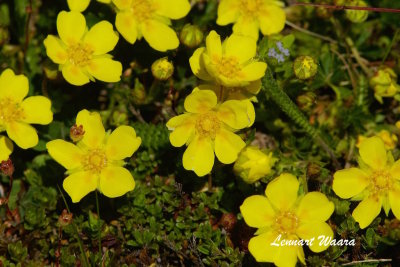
[296,222,333,253]
[258,5,286,35]
[189,48,213,81]
[232,17,259,40]
[166,113,193,129]
[359,136,387,170]
[241,62,268,81]
[0,136,13,162]
[248,231,280,263]
[217,0,240,25]
[182,136,214,177]
[112,0,132,10]
[87,57,122,83]
[76,109,105,148]
[246,79,262,95]
[274,244,300,267]
[142,20,179,52]
[20,96,53,125]
[390,159,400,180]
[205,30,222,58]
[84,21,119,55]
[106,125,141,160]
[169,121,195,147]
[297,192,334,222]
[389,186,400,220]
[218,99,254,129]
[332,168,369,199]
[155,0,191,19]
[115,12,138,44]
[6,122,38,149]
[43,35,68,64]
[214,128,245,164]
[184,90,217,114]
[63,171,97,203]
[0,69,29,102]
[99,166,135,198]
[61,64,90,86]
[352,196,382,229]
[46,140,84,170]
[224,34,257,63]
[67,0,90,12]
[57,11,86,45]
[265,173,299,211]
[240,195,275,228]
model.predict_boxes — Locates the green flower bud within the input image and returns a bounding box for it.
[151,57,174,81]
[180,24,203,48]
[0,27,9,46]
[370,67,400,103]
[293,56,318,80]
[132,78,147,105]
[234,146,277,183]
[111,110,128,126]
[296,91,316,111]
[345,0,368,23]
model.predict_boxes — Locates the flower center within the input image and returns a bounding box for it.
[67,43,93,67]
[82,149,107,174]
[369,170,393,196]
[239,0,263,16]
[215,56,241,79]
[274,212,299,235]
[195,112,221,139]
[0,97,24,126]
[131,0,156,22]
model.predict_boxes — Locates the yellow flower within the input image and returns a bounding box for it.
[44,11,122,86]
[112,0,190,52]
[0,136,13,162]
[0,69,53,149]
[357,130,397,150]
[166,90,254,177]
[67,0,111,12]
[189,31,267,99]
[234,146,277,183]
[240,173,334,266]
[333,136,400,229]
[217,0,286,40]
[46,109,141,203]
[369,67,400,104]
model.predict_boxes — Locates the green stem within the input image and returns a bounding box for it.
[381,29,400,66]
[262,69,340,169]
[95,191,102,257]
[345,37,372,77]
[58,186,90,267]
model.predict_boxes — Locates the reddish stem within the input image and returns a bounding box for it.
[292,2,400,13]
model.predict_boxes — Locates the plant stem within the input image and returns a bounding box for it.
[285,21,338,44]
[346,37,373,77]
[58,186,90,267]
[381,29,400,66]
[95,191,102,257]
[292,2,400,13]
[262,68,340,169]
[208,173,212,191]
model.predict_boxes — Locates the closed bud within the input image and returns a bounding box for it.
[58,209,73,227]
[132,78,147,105]
[151,57,174,81]
[70,124,85,142]
[345,0,368,23]
[296,91,316,111]
[370,67,400,103]
[0,27,9,46]
[234,146,277,183]
[180,24,203,48]
[111,110,128,126]
[0,158,14,176]
[293,56,318,80]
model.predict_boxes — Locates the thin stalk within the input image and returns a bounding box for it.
[381,29,400,66]
[346,37,373,77]
[58,186,90,267]
[292,2,400,13]
[95,191,102,257]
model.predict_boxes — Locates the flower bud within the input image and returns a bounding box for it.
[111,110,128,126]
[180,24,203,48]
[296,91,316,111]
[70,124,85,142]
[58,209,73,227]
[0,158,14,176]
[345,0,368,23]
[234,146,277,183]
[370,67,400,103]
[132,78,147,105]
[0,27,9,46]
[293,56,318,80]
[151,57,174,81]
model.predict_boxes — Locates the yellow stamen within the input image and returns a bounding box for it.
[274,211,299,235]
[130,0,156,22]
[67,43,93,67]
[215,56,241,79]
[369,170,394,197]
[82,149,107,174]
[195,112,221,139]
[0,97,25,126]
[239,0,263,16]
